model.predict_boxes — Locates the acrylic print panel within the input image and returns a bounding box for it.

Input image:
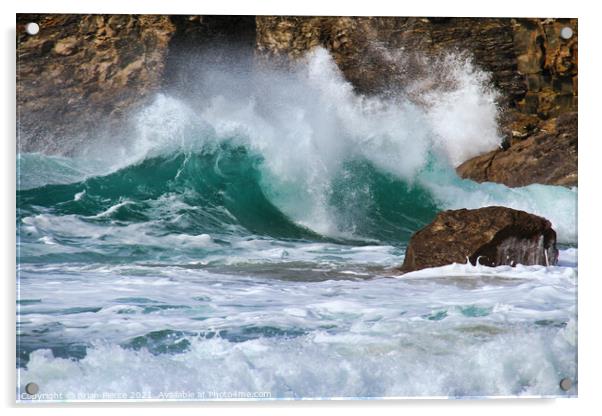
[16,14,578,401]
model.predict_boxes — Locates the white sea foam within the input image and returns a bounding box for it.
[19,327,575,399]
[18,249,577,399]
[73,190,86,201]
[416,54,503,166]
[90,200,135,219]
[20,48,576,243]
[17,48,578,400]
[20,213,216,255]
[107,48,573,242]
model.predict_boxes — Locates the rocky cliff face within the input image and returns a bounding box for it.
[17,14,259,154]
[456,112,577,187]
[255,16,578,187]
[512,19,577,119]
[17,14,175,154]
[256,17,577,118]
[455,19,578,187]
[256,17,525,103]
[17,15,577,187]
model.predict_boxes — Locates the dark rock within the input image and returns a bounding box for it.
[17,14,176,154]
[256,17,578,188]
[17,14,259,155]
[399,206,558,273]
[256,17,527,105]
[456,112,577,187]
[162,15,256,93]
[256,17,577,118]
[18,14,578,192]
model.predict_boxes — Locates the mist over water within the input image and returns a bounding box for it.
[19,48,576,242]
[17,48,577,399]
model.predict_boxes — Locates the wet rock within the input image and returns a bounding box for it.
[399,206,558,273]
[256,17,526,103]
[17,14,258,154]
[17,14,176,154]
[256,17,578,188]
[456,112,577,187]
[18,14,578,191]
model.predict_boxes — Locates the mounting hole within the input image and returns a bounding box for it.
[25,382,39,395]
[559,377,572,391]
[25,22,40,36]
[560,27,573,40]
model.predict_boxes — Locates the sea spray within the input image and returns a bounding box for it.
[19,48,577,243]
[17,47,577,399]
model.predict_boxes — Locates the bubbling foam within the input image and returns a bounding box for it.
[125,48,501,177]
[19,326,575,399]
[43,48,576,242]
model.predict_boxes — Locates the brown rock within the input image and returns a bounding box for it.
[400,206,558,273]
[256,16,578,188]
[513,18,578,119]
[256,17,526,104]
[17,13,578,192]
[456,112,577,187]
[17,14,258,154]
[53,36,80,55]
[17,14,177,154]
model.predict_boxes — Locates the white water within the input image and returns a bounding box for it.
[32,48,571,243]
[18,247,577,399]
[17,48,578,400]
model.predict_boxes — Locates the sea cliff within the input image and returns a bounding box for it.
[17,14,577,186]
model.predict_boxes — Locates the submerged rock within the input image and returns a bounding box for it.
[400,206,558,273]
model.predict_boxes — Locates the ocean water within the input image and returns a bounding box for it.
[16,48,577,400]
